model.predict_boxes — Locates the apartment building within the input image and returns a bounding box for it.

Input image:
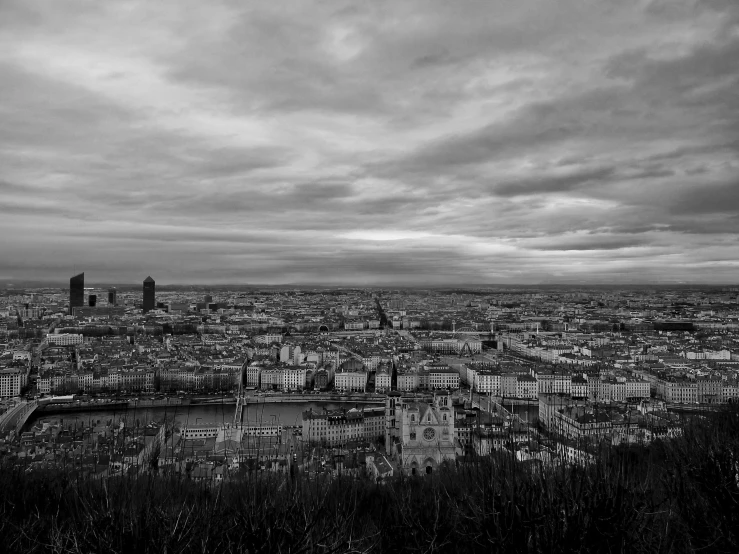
[0,369,22,398]
[375,367,392,393]
[334,370,367,392]
[534,370,572,395]
[397,372,418,392]
[302,406,385,445]
[47,333,83,346]
[474,371,500,394]
[428,369,459,390]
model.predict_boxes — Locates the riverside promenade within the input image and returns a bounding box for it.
[222,392,386,404]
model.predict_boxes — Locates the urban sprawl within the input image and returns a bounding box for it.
[2,275,739,482]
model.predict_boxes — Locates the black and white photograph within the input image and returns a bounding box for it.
[1,0,738,552]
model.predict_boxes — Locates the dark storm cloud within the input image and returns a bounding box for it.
[152,182,360,218]
[0,62,137,152]
[527,235,650,252]
[188,147,293,178]
[1,0,738,283]
[493,168,618,197]
[665,217,739,235]
[668,180,739,215]
[606,38,739,116]
[0,180,28,194]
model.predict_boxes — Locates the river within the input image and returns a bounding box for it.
[26,400,385,431]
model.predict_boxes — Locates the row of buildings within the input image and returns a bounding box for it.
[0,346,33,398]
[538,396,682,450]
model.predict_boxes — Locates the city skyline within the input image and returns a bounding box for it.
[4,275,739,289]
[1,1,738,285]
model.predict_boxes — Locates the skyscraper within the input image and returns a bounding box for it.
[143,276,155,313]
[69,272,84,314]
[88,294,97,307]
[108,288,117,306]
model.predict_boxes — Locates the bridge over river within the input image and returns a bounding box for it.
[0,400,39,437]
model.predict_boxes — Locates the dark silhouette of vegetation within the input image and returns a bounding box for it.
[2,406,739,552]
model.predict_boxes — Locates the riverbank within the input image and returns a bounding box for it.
[240,393,386,404]
[153,393,386,405]
[36,401,130,415]
[24,400,386,431]
[32,392,386,412]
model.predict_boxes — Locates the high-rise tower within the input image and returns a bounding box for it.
[143,276,155,313]
[108,288,117,306]
[69,272,84,314]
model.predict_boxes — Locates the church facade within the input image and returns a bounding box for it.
[385,392,456,475]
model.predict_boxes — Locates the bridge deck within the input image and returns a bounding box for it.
[0,401,38,436]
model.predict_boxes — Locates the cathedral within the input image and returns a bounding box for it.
[385,392,456,475]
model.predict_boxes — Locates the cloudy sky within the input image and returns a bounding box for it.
[1,0,738,285]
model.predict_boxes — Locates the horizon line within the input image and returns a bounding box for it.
[2,280,739,288]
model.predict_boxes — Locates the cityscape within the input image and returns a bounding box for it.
[2,279,739,480]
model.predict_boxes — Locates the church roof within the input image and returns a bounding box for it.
[419,404,437,425]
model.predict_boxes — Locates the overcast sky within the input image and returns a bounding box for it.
[1,0,738,285]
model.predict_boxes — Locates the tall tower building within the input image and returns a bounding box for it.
[108,288,117,306]
[143,276,155,313]
[69,272,84,314]
[88,294,97,307]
